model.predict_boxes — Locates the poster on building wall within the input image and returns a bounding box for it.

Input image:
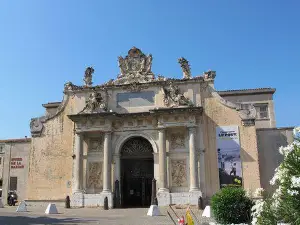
[216,126,243,188]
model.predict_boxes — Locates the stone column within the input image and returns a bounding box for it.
[158,128,168,192]
[102,132,112,193]
[73,132,83,193]
[189,126,200,191]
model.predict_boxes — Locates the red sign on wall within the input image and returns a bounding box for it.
[11,158,24,169]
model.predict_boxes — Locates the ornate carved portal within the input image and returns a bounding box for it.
[120,137,154,208]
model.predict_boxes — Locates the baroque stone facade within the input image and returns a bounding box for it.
[13,46,276,208]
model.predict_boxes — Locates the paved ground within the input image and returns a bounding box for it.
[0,204,213,225]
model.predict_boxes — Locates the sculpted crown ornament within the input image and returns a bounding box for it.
[114,47,155,85]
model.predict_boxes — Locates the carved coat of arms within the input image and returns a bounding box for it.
[114,47,155,84]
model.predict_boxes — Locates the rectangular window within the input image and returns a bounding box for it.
[255,104,269,119]
[10,177,17,191]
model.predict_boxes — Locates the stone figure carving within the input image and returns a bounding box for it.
[170,133,185,149]
[114,47,155,84]
[178,57,191,79]
[80,90,107,113]
[171,160,187,187]
[87,162,103,189]
[162,82,193,107]
[83,67,94,87]
[203,70,216,80]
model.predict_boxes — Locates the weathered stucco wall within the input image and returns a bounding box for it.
[256,127,294,193]
[202,97,261,197]
[27,96,76,200]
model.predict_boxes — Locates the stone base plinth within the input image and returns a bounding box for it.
[71,192,113,208]
[157,191,202,206]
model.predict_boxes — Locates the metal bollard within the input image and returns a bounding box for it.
[65,195,70,208]
[104,197,108,210]
[198,196,204,210]
[151,178,157,205]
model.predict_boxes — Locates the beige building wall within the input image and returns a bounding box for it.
[0,139,31,202]
[202,95,261,198]
[256,127,294,193]
[27,95,75,200]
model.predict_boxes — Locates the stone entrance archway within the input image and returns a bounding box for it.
[120,137,154,208]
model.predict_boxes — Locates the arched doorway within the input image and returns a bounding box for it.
[120,136,154,208]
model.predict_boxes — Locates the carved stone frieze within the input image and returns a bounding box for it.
[178,57,191,79]
[114,47,155,85]
[87,162,103,189]
[171,160,187,187]
[162,82,193,107]
[112,120,124,130]
[79,90,108,114]
[170,133,185,149]
[83,67,94,87]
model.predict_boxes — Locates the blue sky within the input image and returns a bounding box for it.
[0,0,299,139]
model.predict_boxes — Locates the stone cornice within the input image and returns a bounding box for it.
[218,88,276,96]
[68,106,203,122]
[63,76,206,94]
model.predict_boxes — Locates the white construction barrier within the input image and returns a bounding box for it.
[16,201,28,212]
[0,198,4,208]
[202,205,211,218]
[147,205,161,216]
[45,203,58,214]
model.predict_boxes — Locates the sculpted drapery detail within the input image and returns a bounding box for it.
[87,162,103,189]
[80,90,108,113]
[171,160,187,187]
[178,57,191,79]
[114,47,155,85]
[163,82,193,107]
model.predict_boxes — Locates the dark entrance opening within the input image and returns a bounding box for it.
[120,137,154,208]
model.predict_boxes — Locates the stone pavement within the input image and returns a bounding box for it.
[0,204,214,225]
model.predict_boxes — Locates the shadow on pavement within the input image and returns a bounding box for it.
[0,216,97,225]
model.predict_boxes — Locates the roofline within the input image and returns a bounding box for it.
[256,126,295,131]
[0,138,31,143]
[218,88,276,96]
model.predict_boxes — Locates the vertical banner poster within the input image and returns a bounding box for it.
[216,126,243,188]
